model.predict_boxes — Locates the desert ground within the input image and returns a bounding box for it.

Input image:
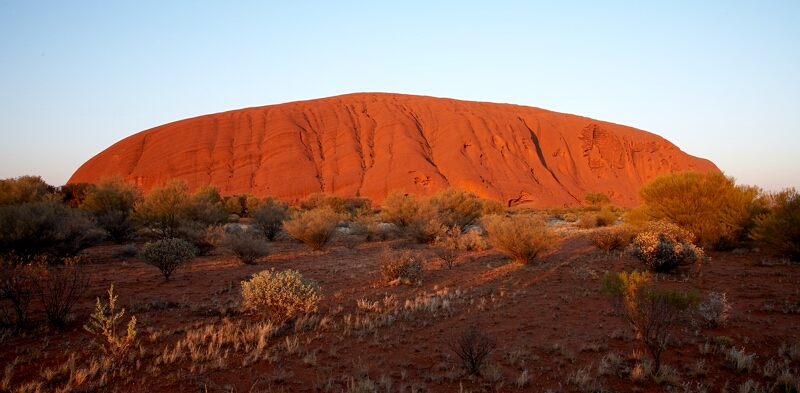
[2,219,798,393]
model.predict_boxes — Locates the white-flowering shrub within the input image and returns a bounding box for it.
[628,221,705,273]
[694,292,732,328]
[378,248,423,284]
[241,269,320,323]
[138,238,197,281]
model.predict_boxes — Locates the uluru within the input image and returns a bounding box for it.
[69,93,717,207]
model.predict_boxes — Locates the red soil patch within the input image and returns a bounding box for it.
[68,93,717,207]
[3,228,797,392]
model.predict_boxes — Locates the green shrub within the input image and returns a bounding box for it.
[600,271,698,372]
[34,257,91,329]
[218,230,270,264]
[133,180,190,239]
[380,191,420,228]
[185,184,228,225]
[240,269,321,323]
[407,202,447,244]
[752,188,800,261]
[250,197,289,241]
[300,193,346,213]
[0,175,55,206]
[80,178,143,243]
[283,207,343,251]
[483,214,556,264]
[378,248,423,284]
[138,238,197,281]
[428,188,483,230]
[590,225,635,253]
[628,221,706,273]
[637,171,751,248]
[585,192,611,206]
[0,201,105,261]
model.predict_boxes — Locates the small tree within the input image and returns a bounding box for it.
[637,171,751,248]
[442,326,497,375]
[218,230,270,264]
[0,258,38,331]
[80,178,143,243]
[0,175,55,206]
[283,207,343,251]
[84,284,137,357]
[137,238,197,281]
[241,269,320,324]
[600,271,698,372]
[483,214,556,264]
[250,197,289,241]
[132,180,189,239]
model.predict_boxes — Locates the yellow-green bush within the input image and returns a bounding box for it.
[0,175,55,206]
[283,207,343,251]
[428,188,483,230]
[300,193,346,213]
[637,171,752,248]
[379,191,420,228]
[752,188,800,261]
[483,214,556,264]
[240,269,320,323]
[133,180,190,239]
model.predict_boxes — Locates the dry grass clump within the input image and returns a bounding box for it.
[378,248,423,284]
[628,221,706,273]
[137,238,198,281]
[483,214,556,264]
[241,269,321,324]
[283,207,344,251]
[217,230,270,264]
[589,225,635,253]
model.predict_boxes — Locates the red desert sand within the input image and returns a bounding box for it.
[69,93,716,206]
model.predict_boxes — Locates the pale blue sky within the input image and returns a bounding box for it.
[1,1,798,191]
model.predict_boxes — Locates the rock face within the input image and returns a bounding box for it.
[69,93,718,207]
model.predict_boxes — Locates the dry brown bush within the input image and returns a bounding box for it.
[34,257,91,329]
[378,248,423,284]
[241,269,321,324]
[250,197,289,241]
[483,214,556,264]
[283,207,343,251]
[590,225,635,253]
[218,230,270,264]
[379,191,420,228]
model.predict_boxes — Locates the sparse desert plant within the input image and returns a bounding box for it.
[378,248,423,284]
[137,238,198,281]
[628,221,706,273]
[725,347,755,374]
[483,214,557,264]
[283,207,343,251]
[350,214,391,242]
[379,191,420,228]
[406,201,446,243]
[752,188,800,261]
[240,269,321,324]
[218,230,270,264]
[590,225,635,253]
[0,258,38,331]
[586,192,611,206]
[250,197,289,241]
[693,291,732,328]
[567,365,603,392]
[600,270,698,372]
[442,326,497,375]
[84,284,137,357]
[637,171,753,248]
[33,257,91,329]
[434,227,462,269]
[80,177,143,243]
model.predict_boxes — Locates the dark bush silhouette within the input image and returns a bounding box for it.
[442,326,497,375]
[80,178,143,243]
[34,257,91,329]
